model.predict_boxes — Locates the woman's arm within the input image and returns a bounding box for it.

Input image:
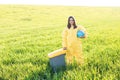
[62,28,67,50]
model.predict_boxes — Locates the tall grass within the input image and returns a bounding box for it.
[0,5,120,80]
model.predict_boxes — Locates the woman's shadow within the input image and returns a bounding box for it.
[24,60,79,80]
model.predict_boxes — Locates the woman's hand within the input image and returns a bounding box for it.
[63,47,67,50]
[80,36,86,38]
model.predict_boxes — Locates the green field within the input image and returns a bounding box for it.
[0,5,120,80]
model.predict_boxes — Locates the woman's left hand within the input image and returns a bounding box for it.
[80,36,86,38]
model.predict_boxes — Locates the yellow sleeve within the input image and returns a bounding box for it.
[62,27,68,47]
[78,25,88,38]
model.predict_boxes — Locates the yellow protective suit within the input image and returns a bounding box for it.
[62,25,88,65]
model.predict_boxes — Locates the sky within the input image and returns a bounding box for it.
[0,0,120,6]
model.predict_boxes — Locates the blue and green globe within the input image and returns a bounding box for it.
[77,30,85,38]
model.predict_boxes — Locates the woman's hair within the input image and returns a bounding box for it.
[67,16,77,29]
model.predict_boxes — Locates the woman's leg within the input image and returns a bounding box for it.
[72,45,84,65]
[65,49,73,64]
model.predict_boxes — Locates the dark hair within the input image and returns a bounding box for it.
[67,16,77,29]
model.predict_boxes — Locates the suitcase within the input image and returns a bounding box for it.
[48,48,66,72]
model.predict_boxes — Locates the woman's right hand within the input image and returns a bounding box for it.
[63,47,67,50]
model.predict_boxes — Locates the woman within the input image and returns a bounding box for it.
[62,16,88,65]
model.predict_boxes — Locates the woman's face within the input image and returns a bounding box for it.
[69,18,74,25]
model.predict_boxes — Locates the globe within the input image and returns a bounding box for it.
[77,30,85,38]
